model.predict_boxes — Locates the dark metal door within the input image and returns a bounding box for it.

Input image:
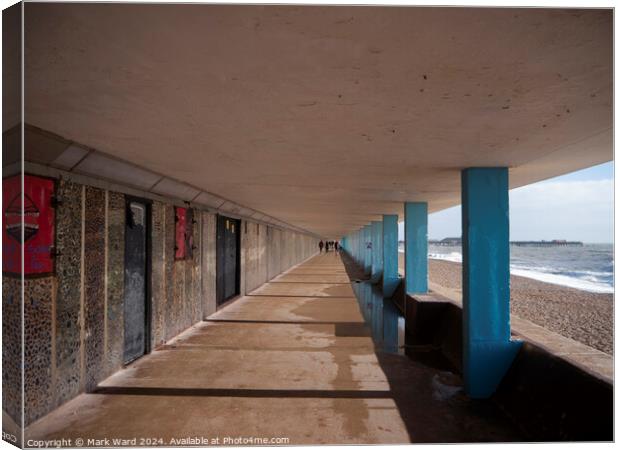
[216,215,240,305]
[123,200,148,363]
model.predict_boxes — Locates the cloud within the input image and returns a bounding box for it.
[402,179,613,243]
[509,179,613,243]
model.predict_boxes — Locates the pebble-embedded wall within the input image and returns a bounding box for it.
[24,277,53,425]
[2,276,22,425]
[104,192,125,377]
[83,186,106,392]
[52,180,83,410]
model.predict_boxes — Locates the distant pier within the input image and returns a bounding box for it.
[510,240,583,247]
[426,238,583,247]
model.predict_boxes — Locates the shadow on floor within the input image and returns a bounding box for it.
[92,387,393,399]
[205,319,372,337]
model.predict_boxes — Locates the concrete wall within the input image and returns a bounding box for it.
[8,180,203,424]
[6,176,318,426]
[201,212,217,318]
[150,203,202,347]
[240,220,316,296]
[2,277,22,428]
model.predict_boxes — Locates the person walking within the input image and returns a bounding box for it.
[325,241,329,252]
[334,241,339,252]
[319,240,324,253]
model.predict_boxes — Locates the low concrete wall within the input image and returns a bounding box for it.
[495,341,613,441]
[403,293,613,441]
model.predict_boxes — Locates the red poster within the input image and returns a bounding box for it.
[3,174,55,276]
[175,207,187,260]
[185,208,194,260]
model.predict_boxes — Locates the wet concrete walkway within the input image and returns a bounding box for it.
[26,252,523,445]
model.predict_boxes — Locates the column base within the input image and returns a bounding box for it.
[382,276,400,299]
[464,339,523,398]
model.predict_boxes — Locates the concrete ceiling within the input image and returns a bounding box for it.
[24,4,612,238]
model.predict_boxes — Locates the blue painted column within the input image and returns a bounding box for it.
[371,221,383,282]
[357,228,363,265]
[358,228,363,265]
[382,215,399,297]
[461,167,522,398]
[404,202,428,294]
[382,296,400,353]
[364,224,372,274]
[350,233,354,255]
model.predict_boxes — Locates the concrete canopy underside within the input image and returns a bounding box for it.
[23,5,612,238]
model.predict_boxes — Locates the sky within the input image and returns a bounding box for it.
[398,162,614,244]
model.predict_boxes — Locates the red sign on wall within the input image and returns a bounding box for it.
[185,208,194,260]
[175,207,194,260]
[3,174,55,276]
[175,207,187,260]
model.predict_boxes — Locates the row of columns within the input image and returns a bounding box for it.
[340,167,521,399]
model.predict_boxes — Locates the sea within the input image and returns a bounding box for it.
[398,243,614,294]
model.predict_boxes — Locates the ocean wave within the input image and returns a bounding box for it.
[510,265,612,280]
[509,267,614,294]
[422,251,614,294]
[429,252,463,263]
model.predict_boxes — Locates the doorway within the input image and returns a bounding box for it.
[216,215,241,306]
[123,197,151,364]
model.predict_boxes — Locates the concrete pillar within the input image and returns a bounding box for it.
[358,228,363,264]
[404,202,428,294]
[349,232,353,257]
[362,225,370,274]
[370,221,383,282]
[382,214,399,297]
[461,167,521,398]
[382,296,400,353]
[356,229,361,263]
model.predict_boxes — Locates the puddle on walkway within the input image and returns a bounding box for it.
[351,280,458,374]
[351,281,405,355]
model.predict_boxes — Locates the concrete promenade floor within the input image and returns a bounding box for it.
[26,252,524,445]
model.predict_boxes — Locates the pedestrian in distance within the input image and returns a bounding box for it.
[319,240,324,253]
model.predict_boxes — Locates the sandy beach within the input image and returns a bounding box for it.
[398,254,613,355]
